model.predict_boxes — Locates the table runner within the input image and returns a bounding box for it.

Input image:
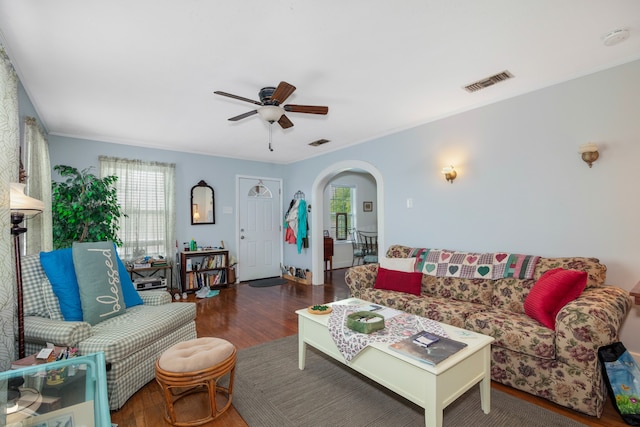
[327,304,447,362]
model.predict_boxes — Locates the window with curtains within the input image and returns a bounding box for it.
[329,185,356,240]
[23,117,53,254]
[99,156,176,262]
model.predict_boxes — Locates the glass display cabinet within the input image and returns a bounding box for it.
[1,352,110,427]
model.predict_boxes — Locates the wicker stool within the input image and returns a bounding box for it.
[155,337,236,426]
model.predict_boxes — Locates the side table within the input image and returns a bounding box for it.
[4,352,110,426]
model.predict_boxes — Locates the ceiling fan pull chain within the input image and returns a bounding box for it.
[268,123,274,152]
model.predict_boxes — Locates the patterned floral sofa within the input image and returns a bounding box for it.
[344,244,631,417]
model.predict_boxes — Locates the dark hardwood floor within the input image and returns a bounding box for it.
[110,269,625,427]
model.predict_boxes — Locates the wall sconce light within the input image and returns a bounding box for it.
[579,143,599,168]
[442,166,457,183]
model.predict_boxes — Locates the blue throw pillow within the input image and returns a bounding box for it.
[113,243,143,307]
[40,244,143,322]
[39,248,83,321]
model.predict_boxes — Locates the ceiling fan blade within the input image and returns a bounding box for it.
[228,110,258,121]
[278,114,294,129]
[284,104,329,115]
[214,91,262,106]
[270,81,296,105]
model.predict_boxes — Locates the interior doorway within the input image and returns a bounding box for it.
[310,161,384,285]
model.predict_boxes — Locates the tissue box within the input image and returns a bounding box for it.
[346,311,385,334]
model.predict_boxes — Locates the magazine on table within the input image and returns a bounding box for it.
[389,330,468,365]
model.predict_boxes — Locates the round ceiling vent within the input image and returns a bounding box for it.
[602,28,630,46]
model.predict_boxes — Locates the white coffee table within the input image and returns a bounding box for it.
[296,298,495,427]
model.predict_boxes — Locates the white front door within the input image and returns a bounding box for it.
[237,177,282,281]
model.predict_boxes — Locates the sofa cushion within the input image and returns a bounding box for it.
[524,268,587,330]
[379,256,415,272]
[73,241,126,325]
[534,257,605,289]
[403,295,486,329]
[40,248,84,321]
[491,277,536,314]
[41,278,64,321]
[79,302,196,362]
[432,276,493,306]
[374,267,422,296]
[359,287,485,329]
[466,308,557,360]
[21,254,62,319]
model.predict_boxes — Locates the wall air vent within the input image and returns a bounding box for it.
[464,70,514,93]
[309,139,330,147]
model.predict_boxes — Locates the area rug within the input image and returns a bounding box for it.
[234,335,588,427]
[247,277,287,287]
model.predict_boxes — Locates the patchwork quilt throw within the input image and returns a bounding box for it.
[410,248,539,280]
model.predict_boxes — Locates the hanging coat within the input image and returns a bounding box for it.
[297,199,307,254]
[284,199,300,244]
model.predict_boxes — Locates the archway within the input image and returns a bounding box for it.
[311,160,384,285]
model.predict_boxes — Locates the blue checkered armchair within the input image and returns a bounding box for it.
[20,254,197,410]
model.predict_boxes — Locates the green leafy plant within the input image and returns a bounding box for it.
[52,165,126,249]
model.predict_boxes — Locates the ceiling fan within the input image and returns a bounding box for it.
[214,81,329,129]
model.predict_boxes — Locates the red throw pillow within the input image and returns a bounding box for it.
[374,267,422,296]
[524,268,587,330]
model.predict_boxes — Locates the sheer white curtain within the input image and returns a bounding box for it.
[0,46,20,367]
[99,156,176,263]
[24,116,53,253]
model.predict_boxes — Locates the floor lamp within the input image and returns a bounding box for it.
[9,182,44,359]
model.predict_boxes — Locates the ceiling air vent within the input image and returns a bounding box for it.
[309,139,330,147]
[464,70,514,93]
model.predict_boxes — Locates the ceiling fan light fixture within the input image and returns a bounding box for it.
[257,105,285,123]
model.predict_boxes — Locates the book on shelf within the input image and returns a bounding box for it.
[201,254,226,269]
[389,330,467,366]
[192,270,227,288]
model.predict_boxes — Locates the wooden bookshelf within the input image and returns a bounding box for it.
[180,250,230,293]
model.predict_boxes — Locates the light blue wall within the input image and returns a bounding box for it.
[40,59,640,353]
[281,59,640,351]
[48,136,285,260]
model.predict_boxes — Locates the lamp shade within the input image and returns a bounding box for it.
[257,105,285,123]
[10,182,44,216]
[579,143,598,154]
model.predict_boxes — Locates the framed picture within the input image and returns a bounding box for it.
[363,201,373,212]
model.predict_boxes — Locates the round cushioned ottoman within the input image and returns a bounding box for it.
[155,337,237,426]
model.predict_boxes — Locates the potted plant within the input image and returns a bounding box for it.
[51,165,126,249]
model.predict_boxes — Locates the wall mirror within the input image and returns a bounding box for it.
[191,180,215,224]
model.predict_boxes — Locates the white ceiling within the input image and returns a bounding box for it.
[1,1,639,164]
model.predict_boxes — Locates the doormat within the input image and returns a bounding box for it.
[247,277,288,288]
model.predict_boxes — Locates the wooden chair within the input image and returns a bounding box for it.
[350,231,365,266]
[358,231,378,264]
